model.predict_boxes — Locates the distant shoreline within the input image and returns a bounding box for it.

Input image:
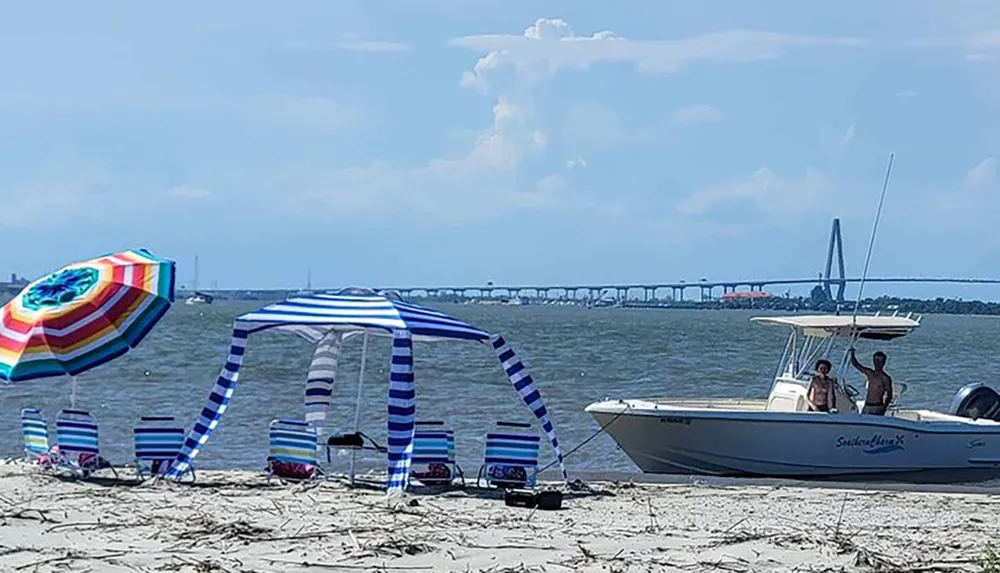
[416,296,1000,317]
[163,291,1000,317]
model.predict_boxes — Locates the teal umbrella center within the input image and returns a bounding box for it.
[23,267,100,311]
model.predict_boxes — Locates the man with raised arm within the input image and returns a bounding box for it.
[849,348,893,415]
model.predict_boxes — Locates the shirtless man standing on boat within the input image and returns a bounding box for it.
[849,348,893,415]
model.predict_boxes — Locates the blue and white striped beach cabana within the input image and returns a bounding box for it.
[166,288,566,493]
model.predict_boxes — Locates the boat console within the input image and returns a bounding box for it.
[766,377,857,413]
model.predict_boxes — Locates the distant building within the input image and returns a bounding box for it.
[721,291,776,300]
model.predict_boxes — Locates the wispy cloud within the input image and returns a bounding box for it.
[910,157,1000,242]
[967,53,999,62]
[452,18,866,91]
[337,40,411,53]
[895,89,917,98]
[676,167,835,220]
[907,29,1000,49]
[965,156,998,187]
[668,104,724,125]
[168,184,214,200]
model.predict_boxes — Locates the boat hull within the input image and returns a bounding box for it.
[587,401,1000,482]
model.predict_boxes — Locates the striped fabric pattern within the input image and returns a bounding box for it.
[236,290,489,341]
[304,331,342,429]
[386,329,416,493]
[411,421,455,484]
[0,249,175,382]
[56,410,101,456]
[491,335,568,481]
[485,423,541,486]
[21,408,50,458]
[268,419,318,465]
[166,327,249,479]
[134,416,186,466]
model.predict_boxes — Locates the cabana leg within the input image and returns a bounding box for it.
[348,331,370,486]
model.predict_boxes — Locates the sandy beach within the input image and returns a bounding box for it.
[1,460,998,573]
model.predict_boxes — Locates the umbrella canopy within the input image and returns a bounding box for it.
[236,287,490,341]
[0,248,175,382]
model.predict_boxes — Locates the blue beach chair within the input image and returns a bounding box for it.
[410,420,462,487]
[478,421,541,489]
[55,409,117,479]
[134,416,193,481]
[267,419,322,482]
[21,408,55,468]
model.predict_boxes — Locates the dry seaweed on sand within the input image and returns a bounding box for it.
[1,463,999,573]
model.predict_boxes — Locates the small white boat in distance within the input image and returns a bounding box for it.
[184,291,214,305]
[586,313,1000,482]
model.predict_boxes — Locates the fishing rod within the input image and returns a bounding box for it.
[850,152,895,344]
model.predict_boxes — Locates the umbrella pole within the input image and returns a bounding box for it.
[349,332,369,486]
[71,376,78,408]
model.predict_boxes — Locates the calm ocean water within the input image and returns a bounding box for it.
[2,302,999,479]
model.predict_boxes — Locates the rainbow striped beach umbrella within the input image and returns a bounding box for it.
[0,249,175,383]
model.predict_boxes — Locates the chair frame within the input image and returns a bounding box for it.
[134,415,195,482]
[410,420,463,488]
[55,409,118,479]
[21,408,55,469]
[478,421,541,490]
[267,419,323,483]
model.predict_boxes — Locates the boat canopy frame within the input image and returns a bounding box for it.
[759,311,922,394]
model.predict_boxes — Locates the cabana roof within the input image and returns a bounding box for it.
[237,288,489,342]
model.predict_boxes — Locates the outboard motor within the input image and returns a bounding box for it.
[949,382,1000,421]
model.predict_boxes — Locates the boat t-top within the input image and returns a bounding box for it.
[586,312,1000,482]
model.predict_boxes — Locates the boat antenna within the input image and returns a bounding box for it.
[850,153,895,344]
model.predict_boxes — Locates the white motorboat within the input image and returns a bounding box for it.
[586,313,1000,482]
[184,291,214,305]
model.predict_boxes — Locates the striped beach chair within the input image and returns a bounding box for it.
[55,409,116,478]
[266,419,321,482]
[21,408,55,468]
[479,421,541,489]
[134,416,193,481]
[410,421,461,487]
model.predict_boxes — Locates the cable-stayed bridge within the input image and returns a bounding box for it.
[385,219,999,303]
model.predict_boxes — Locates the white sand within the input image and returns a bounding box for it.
[1,460,997,572]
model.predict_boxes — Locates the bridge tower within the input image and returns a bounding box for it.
[823,217,847,302]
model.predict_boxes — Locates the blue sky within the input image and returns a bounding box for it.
[2,1,999,299]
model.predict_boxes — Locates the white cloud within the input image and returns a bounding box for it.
[561,104,659,149]
[965,156,998,187]
[896,89,918,98]
[909,157,1000,241]
[168,184,214,200]
[299,97,551,220]
[841,123,856,146]
[908,30,1000,61]
[452,18,866,91]
[907,29,1000,49]
[967,53,999,62]
[566,157,587,170]
[668,104,724,125]
[676,167,834,219]
[819,123,857,166]
[337,40,411,53]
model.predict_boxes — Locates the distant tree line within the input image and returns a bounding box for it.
[704,295,1000,316]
